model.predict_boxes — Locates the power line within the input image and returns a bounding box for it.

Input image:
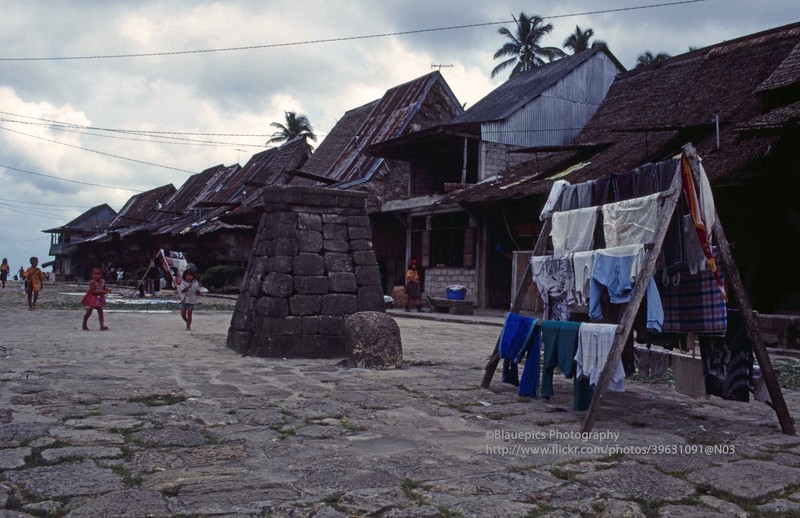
[0,196,93,208]
[0,126,196,174]
[0,1,707,62]
[0,118,266,149]
[0,163,144,192]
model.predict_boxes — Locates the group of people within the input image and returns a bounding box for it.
[1,255,203,331]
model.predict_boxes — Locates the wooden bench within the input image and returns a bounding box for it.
[427,296,475,315]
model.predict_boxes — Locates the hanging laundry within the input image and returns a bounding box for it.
[659,257,727,335]
[698,310,752,402]
[602,192,661,247]
[540,180,570,221]
[571,250,595,307]
[518,323,543,398]
[531,255,575,321]
[589,244,663,330]
[498,313,538,361]
[502,359,519,387]
[594,176,612,205]
[634,346,672,380]
[683,214,707,275]
[540,321,581,399]
[576,181,595,208]
[680,155,726,300]
[575,323,625,392]
[550,207,598,256]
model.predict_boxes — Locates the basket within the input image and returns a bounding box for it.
[445,285,467,300]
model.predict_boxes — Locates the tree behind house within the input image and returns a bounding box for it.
[267,111,317,147]
[636,51,671,68]
[491,12,566,80]
[563,25,606,54]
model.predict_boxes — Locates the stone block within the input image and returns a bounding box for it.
[254,238,269,256]
[347,215,371,228]
[266,255,293,274]
[262,272,294,298]
[348,226,372,240]
[350,239,374,251]
[321,294,358,316]
[260,316,301,336]
[249,256,267,276]
[355,265,382,286]
[294,276,329,294]
[322,214,348,224]
[255,297,289,318]
[298,213,322,231]
[323,223,348,240]
[345,312,403,369]
[229,310,252,331]
[297,230,323,253]
[267,238,298,257]
[329,272,357,293]
[294,253,325,276]
[290,295,322,316]
[323,239,350,252]
[352,250,377,266]
[234,292,252,313]
[358,286,386,312]
[319,315,345,335]
[301,316,320,334]
[227,329,253,354]
[265,222,297,240]
[325,252,354,273]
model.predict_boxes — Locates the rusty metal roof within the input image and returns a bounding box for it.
[299,71,462,187]
[108,184,176,229]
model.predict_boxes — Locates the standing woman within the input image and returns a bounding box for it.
[0,258,9,288]
[405,259,422,312]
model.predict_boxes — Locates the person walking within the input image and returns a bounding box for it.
[179,269,203,330]
[405,259,422,312]
[24,257,45,310]
[82,267,110,330]
[0,258,9,288]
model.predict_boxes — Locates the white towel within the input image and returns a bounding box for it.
[602,192,660,247]
[550,207,598,256]
[575,323,625,392]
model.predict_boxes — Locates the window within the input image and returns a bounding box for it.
[411,212,475,268]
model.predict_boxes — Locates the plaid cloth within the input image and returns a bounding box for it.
[660,258,727,334]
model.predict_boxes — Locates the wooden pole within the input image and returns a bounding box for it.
[481,217,552,388]
[581,159,683,432]
[681,145,795,435]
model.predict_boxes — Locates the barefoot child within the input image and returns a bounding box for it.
[24,257,46,310]
[179,269,203,330]
[82,267,110,330]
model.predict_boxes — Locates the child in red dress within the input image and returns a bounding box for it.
[82,267,111,331]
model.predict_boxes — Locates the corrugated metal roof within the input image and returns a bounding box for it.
[42,204,116,233]
[299,71,462,186]
[450,47,620,125]
[109,184,176,229]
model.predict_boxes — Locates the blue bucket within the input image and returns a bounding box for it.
[445,286,466,300]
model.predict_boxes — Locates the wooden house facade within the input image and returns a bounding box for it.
[43,204,117,280]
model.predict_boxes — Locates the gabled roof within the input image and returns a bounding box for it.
[42,204,116,233]
[756,41,800,93]
[197,140,311,208]
[108,184,176,229]
[159,165,236,218]
[450,46,624,125]
[439,22,800,206]
[298,71,463,187]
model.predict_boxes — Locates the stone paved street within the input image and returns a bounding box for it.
[1,284,800,517]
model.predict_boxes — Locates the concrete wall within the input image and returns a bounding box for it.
[425,267,477,301]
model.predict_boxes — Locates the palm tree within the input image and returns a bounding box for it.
[635,51,671,68]
[563,25,606,54]
[491,12,566,79]
[267,111,317,146]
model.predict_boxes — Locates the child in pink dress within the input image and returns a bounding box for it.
[82,267,111,331]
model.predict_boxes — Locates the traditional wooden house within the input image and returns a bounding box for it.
[369,47,624,305]
[288,71,465,293]
[43,204,117,280]
[436,22,800,316]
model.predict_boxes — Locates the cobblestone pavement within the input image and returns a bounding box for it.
[1,283,800,517]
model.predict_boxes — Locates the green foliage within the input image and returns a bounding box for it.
[200,265,246,290]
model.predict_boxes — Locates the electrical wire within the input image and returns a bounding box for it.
[0,1,708,62]
[0,163,145,193]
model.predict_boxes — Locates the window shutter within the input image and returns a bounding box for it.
[463,227,476,268]
[421,230,431,268]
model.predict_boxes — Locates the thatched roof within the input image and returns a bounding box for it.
[441,22,800,206]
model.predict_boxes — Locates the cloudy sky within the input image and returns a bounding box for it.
[0,0,797,272]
